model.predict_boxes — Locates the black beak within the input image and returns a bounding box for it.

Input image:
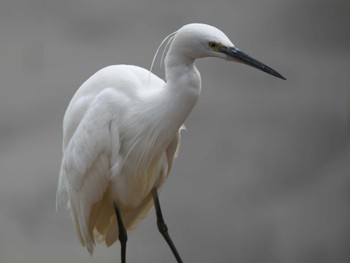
[221,47,286,80]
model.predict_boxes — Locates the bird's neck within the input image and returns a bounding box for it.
[163,54,201,128]
[165,53,201,99]
[122,57,201,168]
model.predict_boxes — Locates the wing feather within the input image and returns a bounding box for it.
[57,88,120,254]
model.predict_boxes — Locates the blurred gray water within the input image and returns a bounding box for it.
[1,0,349,262]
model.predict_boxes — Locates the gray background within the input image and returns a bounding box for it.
[1,0,349,262]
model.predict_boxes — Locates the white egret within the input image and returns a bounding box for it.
[56,23,285,263]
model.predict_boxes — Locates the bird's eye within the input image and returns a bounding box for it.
[208,42,218,49]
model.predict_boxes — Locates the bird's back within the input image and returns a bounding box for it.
[62,65,165,150]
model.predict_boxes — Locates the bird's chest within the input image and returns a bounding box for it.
[109,99,179,208]
[110,132,169,208]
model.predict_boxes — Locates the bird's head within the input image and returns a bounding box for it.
[168,23,285,80]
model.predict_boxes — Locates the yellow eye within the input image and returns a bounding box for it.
[208,42,217,49]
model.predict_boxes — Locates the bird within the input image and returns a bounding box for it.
[56,23,285,263]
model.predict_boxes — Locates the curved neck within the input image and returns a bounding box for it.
[147,52,201,139]
[142,55,199,152]
[165,52,201,95]
[125,52,202,163]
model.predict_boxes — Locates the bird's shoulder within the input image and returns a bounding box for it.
[62,64,163,146]
[79,64,165,96]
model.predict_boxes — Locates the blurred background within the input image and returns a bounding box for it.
[1,0,349,262]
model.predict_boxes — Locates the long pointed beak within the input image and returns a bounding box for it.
[221,47,286,80]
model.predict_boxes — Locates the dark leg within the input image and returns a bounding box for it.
[113,204,128,263]
[152,188,183,263]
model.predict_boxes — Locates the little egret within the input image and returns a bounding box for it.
[56,23,285,263]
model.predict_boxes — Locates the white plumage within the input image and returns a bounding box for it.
[56,23,285,259]
[57,65,183,253]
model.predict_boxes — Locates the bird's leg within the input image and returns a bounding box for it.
[113,204,128,263]
[152,187,183,263]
